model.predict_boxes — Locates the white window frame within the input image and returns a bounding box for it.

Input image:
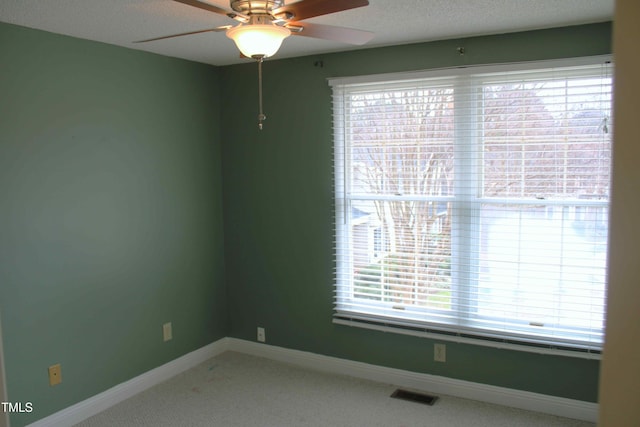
[330,56,612,358]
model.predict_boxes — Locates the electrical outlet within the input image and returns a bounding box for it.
[163,322,172,342]
[434,343,446,362]
[257,327,266,343]
[48,364,62,386]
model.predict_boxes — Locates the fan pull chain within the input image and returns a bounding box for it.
[257,56,266,130]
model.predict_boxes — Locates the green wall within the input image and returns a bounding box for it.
[0,19,613,426]
[0,23,227,426]
[220,22,612,403]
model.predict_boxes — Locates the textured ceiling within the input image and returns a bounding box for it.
[0,0,614,66]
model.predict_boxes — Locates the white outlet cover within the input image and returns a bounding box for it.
[434,343,446,362]
[163,322,172,342]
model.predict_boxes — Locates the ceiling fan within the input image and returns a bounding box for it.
[135,0,373,58]
[135,0,373,129]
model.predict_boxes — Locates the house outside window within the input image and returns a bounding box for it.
[330,57,612,355]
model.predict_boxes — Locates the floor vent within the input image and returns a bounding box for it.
[390,389,438,406]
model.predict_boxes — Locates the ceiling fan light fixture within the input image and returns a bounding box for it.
[226,23,291,58]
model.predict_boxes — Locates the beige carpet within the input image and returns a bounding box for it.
[75,352,595,427]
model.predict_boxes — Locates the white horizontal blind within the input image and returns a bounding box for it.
[330,58,612,353]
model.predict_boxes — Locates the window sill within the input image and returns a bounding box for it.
[333,316,602,360]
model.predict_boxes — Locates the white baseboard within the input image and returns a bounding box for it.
[27,337,598,426]
[26,339,230,427]
[226,338,598,423]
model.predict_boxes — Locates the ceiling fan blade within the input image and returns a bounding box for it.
[273,0,369,21]
[171,0,230,16]
[288,22,373,45]
[134,26,232,43]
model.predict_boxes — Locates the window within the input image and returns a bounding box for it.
[330,57,612,354]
